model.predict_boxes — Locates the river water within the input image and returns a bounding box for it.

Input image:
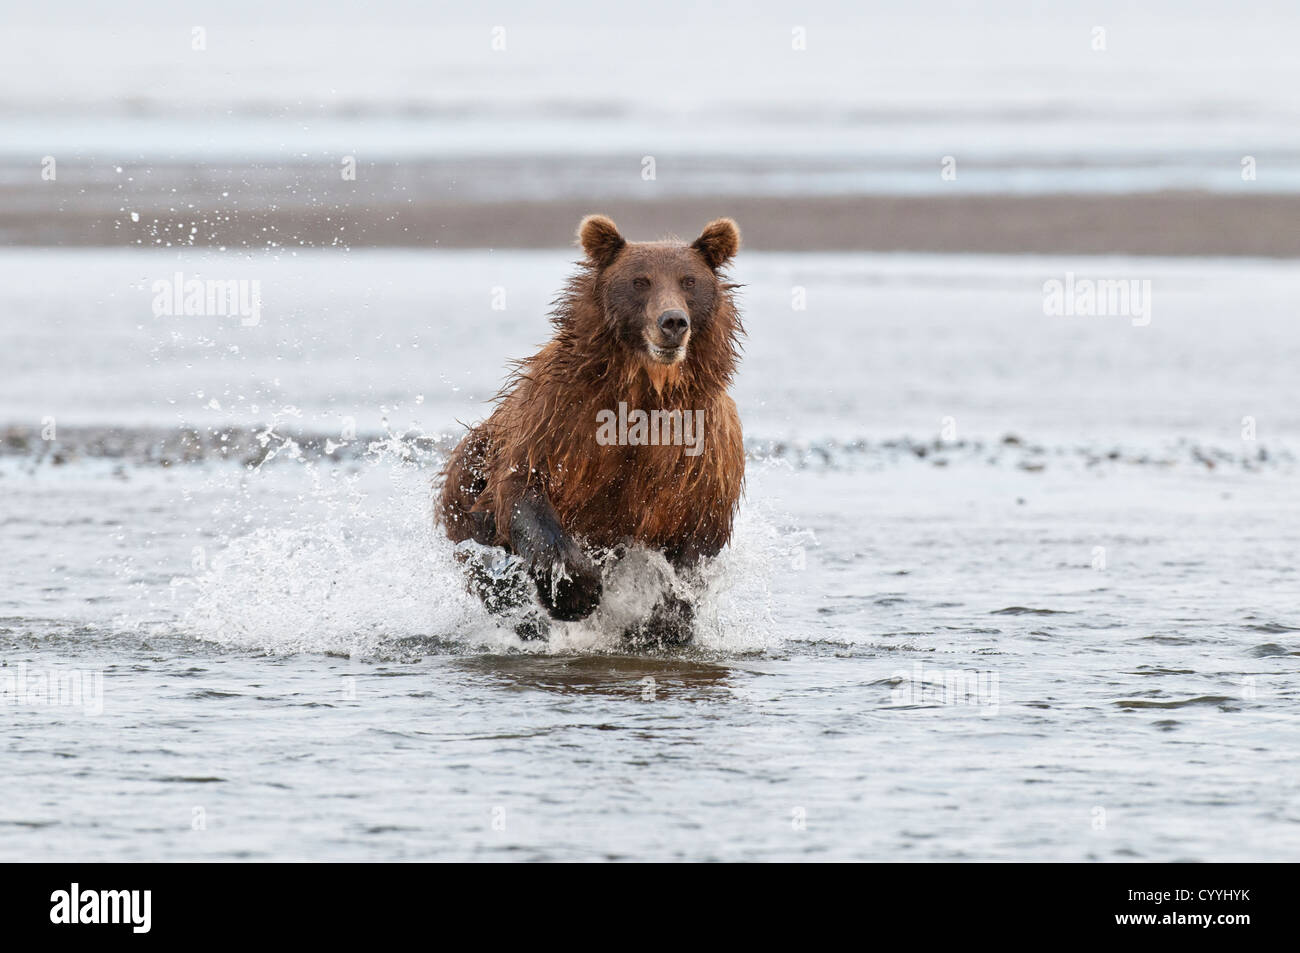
[2,248,1297,860]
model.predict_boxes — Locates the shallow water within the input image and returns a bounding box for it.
[2,248,1298,861]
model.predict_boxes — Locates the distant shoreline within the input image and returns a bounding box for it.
[4,191,1300,257]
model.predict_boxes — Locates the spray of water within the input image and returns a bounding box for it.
[185,435,796,658]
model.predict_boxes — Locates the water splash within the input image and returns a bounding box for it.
[185,438,798,658]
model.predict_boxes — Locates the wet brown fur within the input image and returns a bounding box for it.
[438,216,745,568]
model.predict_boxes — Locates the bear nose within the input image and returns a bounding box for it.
[657,310,690,342]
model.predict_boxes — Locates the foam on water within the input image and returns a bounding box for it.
[183,437,794,658]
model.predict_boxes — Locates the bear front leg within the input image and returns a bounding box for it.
[508,486,603,621]
[667,538,722,573]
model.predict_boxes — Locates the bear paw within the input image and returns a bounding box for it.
[535,552,603,621]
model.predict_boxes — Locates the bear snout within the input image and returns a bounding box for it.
[646,307,690,363]
[656,309,690,343]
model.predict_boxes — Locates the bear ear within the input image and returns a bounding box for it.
[577,214,625,268]
[691,218,740,270]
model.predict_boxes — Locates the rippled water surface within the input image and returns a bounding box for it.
[2,249,1298,861]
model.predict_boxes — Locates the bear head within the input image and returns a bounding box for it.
[577,214,740,369]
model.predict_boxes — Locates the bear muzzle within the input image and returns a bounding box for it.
[647,309,690,363]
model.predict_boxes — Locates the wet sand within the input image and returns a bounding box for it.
[4,185,1299,256]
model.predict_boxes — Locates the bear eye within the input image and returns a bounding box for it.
[680,275,696,290]
[632,277,651,290]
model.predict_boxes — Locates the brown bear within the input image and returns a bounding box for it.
[436,215,745,644]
